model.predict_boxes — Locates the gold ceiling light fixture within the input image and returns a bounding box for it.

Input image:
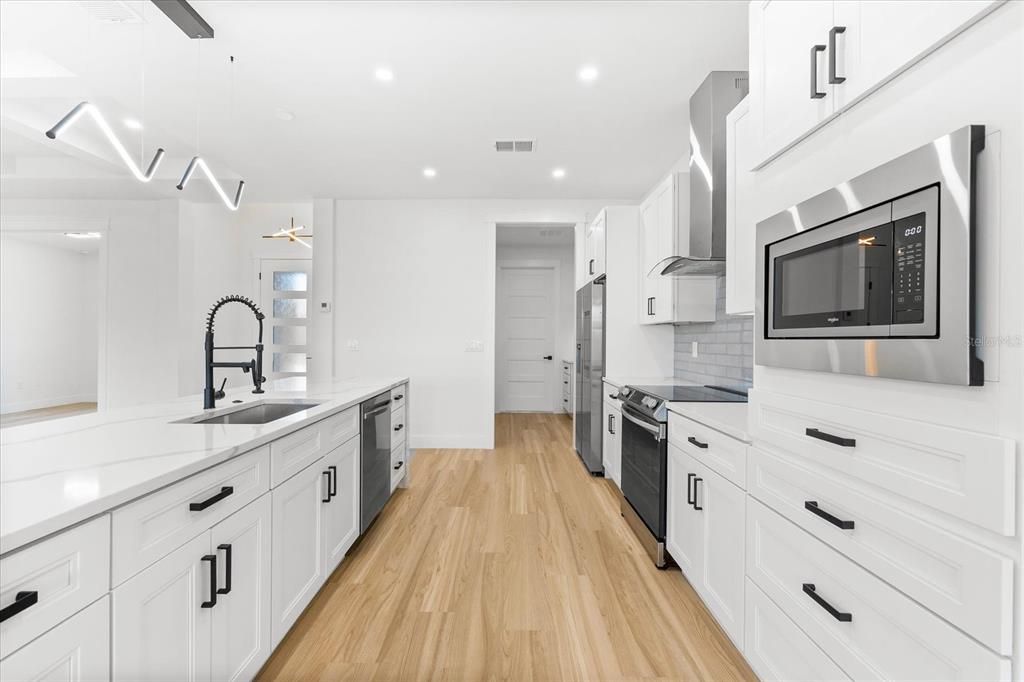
[262,217,313,249]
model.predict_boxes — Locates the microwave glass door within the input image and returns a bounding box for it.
[772,222,893,332]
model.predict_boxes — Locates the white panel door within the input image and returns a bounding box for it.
[112,533,212,682]
[210,495,273,682]
[0,595,110,682]
[270,460,325,647]
[666,444,702,579]
[496,265,556,412]
[322,435,361,575]
[259,258,312,391]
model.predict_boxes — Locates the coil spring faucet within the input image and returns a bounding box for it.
[204,295,266,409]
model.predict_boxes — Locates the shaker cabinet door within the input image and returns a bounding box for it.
[322,436,362,576]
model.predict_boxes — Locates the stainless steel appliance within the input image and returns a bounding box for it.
[617,384,748,567]
[656,70,749,276]
[360,392,392,533]
[574,278,605,475]
[756,125,985,386]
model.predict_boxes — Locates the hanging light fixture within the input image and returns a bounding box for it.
[261,217,312,248]
[45,102,165,182]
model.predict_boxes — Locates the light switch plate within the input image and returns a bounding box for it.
[320,301,332,313]
[347,339,360,351]
[691,341,699,358]
[465,340,484,352]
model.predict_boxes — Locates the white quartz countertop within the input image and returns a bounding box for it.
[666,401,750,443]
[602,376,678,390]
[0,377,407,555]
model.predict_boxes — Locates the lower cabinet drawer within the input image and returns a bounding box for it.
[746,499,1010,681]
[391,405,407,449]
[0,594,110,681]
[0,515,110,659]
[744,579,850,682]
[391,444,407,492]
[272,408,358,487]
[111,447,270,585]
[668,411,747,488]
[748,446,1013,654]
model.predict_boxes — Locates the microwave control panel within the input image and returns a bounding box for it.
[893,212,926,324]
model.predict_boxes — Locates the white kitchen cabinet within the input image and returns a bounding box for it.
[270,458,326,647]
[724,96,755,316]
[601,397,621,489]
[585,210,607,281]
[112,532,213,681]
[0,595,110,682]
[322,436,361,576]
[211,494,273,682]
[638,174,716,324]
[666,444,745,651]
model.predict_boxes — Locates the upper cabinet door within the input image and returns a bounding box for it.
[590,210,607,280]
[750,0,836,166]
[833,0,1000,107]
[725,96,755,316]
[210,495,273,682]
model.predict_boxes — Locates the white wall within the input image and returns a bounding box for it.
[494,242,575,413]
[0,236,99,412]
[330,199,615,449]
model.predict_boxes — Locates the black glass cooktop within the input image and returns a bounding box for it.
[630,384,749,403]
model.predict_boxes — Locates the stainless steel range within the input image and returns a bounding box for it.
[617,384,747,567]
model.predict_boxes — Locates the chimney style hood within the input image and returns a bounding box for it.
[657,71,748,277]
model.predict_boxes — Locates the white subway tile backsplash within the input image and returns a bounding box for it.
[674,274,753,386]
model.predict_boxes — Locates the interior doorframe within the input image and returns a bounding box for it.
[495,258,562,414]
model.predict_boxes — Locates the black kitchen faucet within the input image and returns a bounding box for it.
[204,295,266,409]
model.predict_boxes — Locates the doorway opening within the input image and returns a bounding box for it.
[494,223,575,415]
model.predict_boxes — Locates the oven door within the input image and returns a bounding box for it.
[619,405,667,541]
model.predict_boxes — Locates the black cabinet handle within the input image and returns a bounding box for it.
[393,394,404,401]
[394,461,404,470]
[687,473,696,506]
[0,590,39,623]
[810,44,826,99]
[828,26,846,84]
[805,501,855,530]
[328,465,338,498]
[543,355,553,360]
[589,259,595,275]
[802,583,852,622]
[693,477,703,511]
[687,436,708,449]
[563,380,569,385]
[805,428,856,447]
[190,486,234,512]
[647,297,655,316]
[610,414,615,435]
[322,471,332,503]
[394,423,404,432]
[216,544,232,595]
[201,555,217,608]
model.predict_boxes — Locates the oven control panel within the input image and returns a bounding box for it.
[893,212,926,324]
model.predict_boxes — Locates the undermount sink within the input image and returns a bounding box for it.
[178,401,322,425]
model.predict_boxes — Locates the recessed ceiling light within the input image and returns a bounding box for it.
[552,168,566,179]
[375,67,394,82]
[64,232,102,239]
[422,167,437,178]
[274,109,295,122]
[578,65,599,83]
[123,118,142,130]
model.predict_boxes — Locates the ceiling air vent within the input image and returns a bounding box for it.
[495,139,535,153]
[77,1,146,24]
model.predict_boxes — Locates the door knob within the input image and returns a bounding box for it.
[542,355,553,360]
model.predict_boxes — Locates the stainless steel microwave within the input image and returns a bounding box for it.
[755,125,985,386]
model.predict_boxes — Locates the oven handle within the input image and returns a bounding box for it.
[621,406,664,439]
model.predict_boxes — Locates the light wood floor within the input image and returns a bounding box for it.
[0,402,97,428]
[258,413,755,681]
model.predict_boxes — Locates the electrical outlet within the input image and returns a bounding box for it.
[465,340,484,352]
[691,341,699,358]
[346,339,360,351]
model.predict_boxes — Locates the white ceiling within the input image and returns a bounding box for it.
[0,1,748,202]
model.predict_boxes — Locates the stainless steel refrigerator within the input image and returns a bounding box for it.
[575,278,605,474]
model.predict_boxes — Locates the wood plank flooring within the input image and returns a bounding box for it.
[258,413,755,681]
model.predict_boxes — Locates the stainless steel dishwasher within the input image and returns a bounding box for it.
[360,392,392,532]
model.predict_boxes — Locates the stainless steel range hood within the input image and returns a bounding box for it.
[657,71,748,277]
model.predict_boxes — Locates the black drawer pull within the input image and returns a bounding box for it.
[394,461,404,470]
[216,544,232,595]
[687,436,708,449]
[805,501,855,530]
[802,583,852,622]
[201,555,217,608]
[394,423,404,432]
[810,44,826,99]
[190,486,234,511]
[0,591,39,623]
[805,428,855,447]
[393,394,404,401]
[828,26,847,84]
[687,473,696,506]
[328,465,338,498]
[692,477,703,511]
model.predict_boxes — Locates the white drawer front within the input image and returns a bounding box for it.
[749,389,1015,535]
[668,411,747,489]
[390,384,407,411]
[747,499,1010,681]
[391,444,406,493]
[391,405,407,449]
[319,407,360,453]
[748,446,1013,654]
[0,594,110,681]
[0,516,110,658]
[271,422,324,487]
[111,447,270,585]
[745,579,850,682]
